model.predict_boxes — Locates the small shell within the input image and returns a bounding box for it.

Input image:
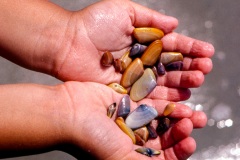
[141,40,163,66]
[130,43,147,57]
[146,125,158,139]
[156,117,171,135]
[125,104,158,129]
[120,58,144,88]
[165,61,183,71]
[108,83,128,94]
[117,95,131,118]
[133,27,164,44]
[135,147,161,157]
[151,66,159,80]
[156,61,166,75]
[120,51,132,73]
[130,68,157,102]
[115,117,136,144]
[113,59,124,73]
[107,103,117,118]
[160,52,183,65]
[134,133,145,146]
[100,51,113,67]
[163,103,176,116]
[134,126,149,142]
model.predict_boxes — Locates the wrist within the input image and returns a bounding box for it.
[0,84,72,157]
[0,1,76,77]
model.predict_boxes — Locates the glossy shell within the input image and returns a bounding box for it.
[133,27,164,44]
[160,52,183,65]
[121,51,132,71]
[156,117,171,135]
[134,126,149,142]
[117,95,131,118]
[130,68,157,102]
[120,58,144,88]
[107,103,117,118]
[135,147,161,157]
[100,51,113,67]
[163,103,176,116]
[130,43,147,57]
[125,104,158,129]
[165,61,183,71]
[146,125,158,139]
[115,117,136,144]
[108,83,128,94]
[135,133,145,146]
[141,40,163,66]
[156,61,166,75]
[113,59,124,73]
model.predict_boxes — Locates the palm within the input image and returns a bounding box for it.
[56,1,134,83]
[56,0,214,91]
[64,82,200,160]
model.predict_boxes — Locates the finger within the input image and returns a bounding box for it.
[160,118,193,149]
[164,137,196,160]
[183,57,213,74]
[190,111,207,128]
[138,100,192,118]
[147,86,191,101]
[157,70,205,88]
[129,1,178,33]
[162,32,215,57]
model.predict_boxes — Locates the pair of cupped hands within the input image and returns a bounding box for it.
[1,0,214,160]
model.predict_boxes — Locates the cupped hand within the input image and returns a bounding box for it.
[52,0,214,90]
[61,81,207,160]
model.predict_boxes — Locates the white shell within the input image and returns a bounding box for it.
[125,104,158,129]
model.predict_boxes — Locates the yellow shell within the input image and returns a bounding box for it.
[120,58,144,88]
[120,51,132,72]
[115,117,136,144]
[141,40,163,66]
[133,27,164,44]
[108,83,128,94]
[163,103,176,116]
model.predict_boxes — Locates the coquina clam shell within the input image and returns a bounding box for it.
[141,40,163,66]
[133,27,164,44]
[125,104,158,129]
[146,125,158,139]
[120,58,144,88]
[156,61,166,75]
[160,52,183,65]
[113,59,124,73]
[115,117,136,144]
[130,43,147,57]
[156,117,171,135]
[134,126,149,142]
[163,103,176,116]
[100,51,113,67]
[107,103,117,118]
[130,68,157,102]
[108,83,128,94]
[135,147,161,157]
[165,61,183,71]
[117,95,131,118]
[135,133,145,146]
[119,51,132,73]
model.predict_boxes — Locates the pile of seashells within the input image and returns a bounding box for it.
[101,27,184,101]
[102,27,182,157]
[107,95,176,157]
